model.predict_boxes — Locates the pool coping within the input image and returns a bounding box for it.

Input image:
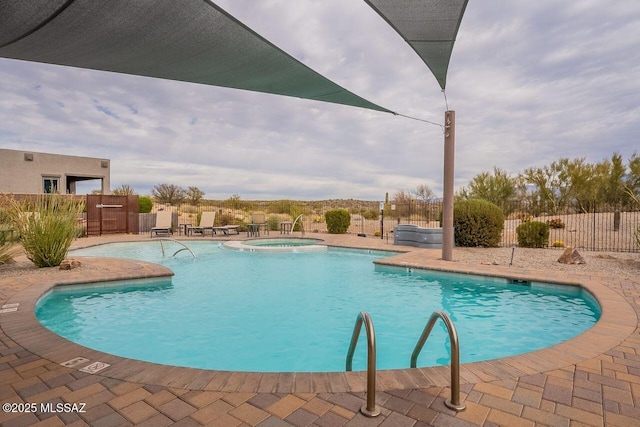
[0,242,637,395]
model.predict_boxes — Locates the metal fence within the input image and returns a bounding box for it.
[2,194,638,252]
[146,198,639,252]
[386,200,640,253]
[142,199,384,236]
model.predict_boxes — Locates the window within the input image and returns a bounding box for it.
[43,177,59,194]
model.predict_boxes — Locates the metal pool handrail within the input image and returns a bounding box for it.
[411,310,465,411]
[291,214,305,236]
[345,311,381,417]
[158,238,196,258]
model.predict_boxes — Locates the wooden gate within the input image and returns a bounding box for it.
[86,195,139,236]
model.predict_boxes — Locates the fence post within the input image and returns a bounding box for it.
[592,202,597,251]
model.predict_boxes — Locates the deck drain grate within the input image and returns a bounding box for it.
[60,357,90,368]
[0,303,20,313]
[79,361,111,374]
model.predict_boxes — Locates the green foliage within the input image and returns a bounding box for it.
[361,210,379,220]
[223,194,248,211]
[138,196,153,213]
[9,195,84,267]
[459,167,522,214]
[451,199,504,247]
[325,209,351,234]
[545,218,565,229]
[267,215,280,231]
[596,152,628,206]
[626,152,640,199]
[519,153,640,214]
[516,221,550,248]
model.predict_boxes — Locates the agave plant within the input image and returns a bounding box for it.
[8,195,84,267]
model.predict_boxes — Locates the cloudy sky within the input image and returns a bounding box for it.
[1,1,639,200]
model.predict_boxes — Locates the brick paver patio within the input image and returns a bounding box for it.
[1,233,639,426]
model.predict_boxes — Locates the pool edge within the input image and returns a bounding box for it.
[1,249,636,395]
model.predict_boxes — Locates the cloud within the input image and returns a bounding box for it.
[1,0,639,200]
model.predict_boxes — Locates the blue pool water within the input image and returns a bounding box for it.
[36,241,600,372]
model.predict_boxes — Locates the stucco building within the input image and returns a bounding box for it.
[0,148,110,194]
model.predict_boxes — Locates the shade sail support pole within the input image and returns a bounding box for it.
[442,110,455,261]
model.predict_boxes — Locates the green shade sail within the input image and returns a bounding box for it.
[0,0,393,113]
[364,0,469,89]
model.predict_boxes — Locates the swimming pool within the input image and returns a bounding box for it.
[36,241,600,372]
[224,238,328,252]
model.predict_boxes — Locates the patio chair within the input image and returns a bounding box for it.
[248,213,269,237]
[213,224,240,235]
[150,210,173,237]
[188,211,216,236]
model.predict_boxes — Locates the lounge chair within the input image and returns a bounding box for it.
[247,213,269,237]
[188,211,216,236]
[213,224,240,236]
[150,211,173,237]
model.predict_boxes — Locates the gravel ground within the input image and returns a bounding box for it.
[453,246,640,279]
[2,244,639,281]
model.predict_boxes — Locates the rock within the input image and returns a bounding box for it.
[557,247,586,265]
[59,259,82,270]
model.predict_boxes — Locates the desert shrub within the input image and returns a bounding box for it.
[451,199,504,247]
[9,195,84,267]
[325,209,351,234]
[546,218,565,229]
[0,203,18,263]
[516,221,549,248]
[267,215,280,231]
[0,242,18,265]
[138,196,153,213]
[216,213,235,226]
[517,213,533,222]
[362,209,380,220]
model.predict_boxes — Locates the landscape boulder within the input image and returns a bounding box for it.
[557,247,585,265]
[59,259,82,270]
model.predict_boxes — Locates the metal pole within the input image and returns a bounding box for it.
[442,110,455,261]
[380,202,384,240]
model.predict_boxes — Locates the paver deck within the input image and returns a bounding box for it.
[1,233,639,426]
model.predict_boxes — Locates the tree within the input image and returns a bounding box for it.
[390,189,414,218]
[626,152,640,199]
[596,153,628,207]
[224,194,244,210]
[112,184,136,195]
[413,184,436,202]
[523,159,578,214]
[151,184,186,205]
[186,186,205,205]
[558,157,599,213]
[462,167,521,213]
